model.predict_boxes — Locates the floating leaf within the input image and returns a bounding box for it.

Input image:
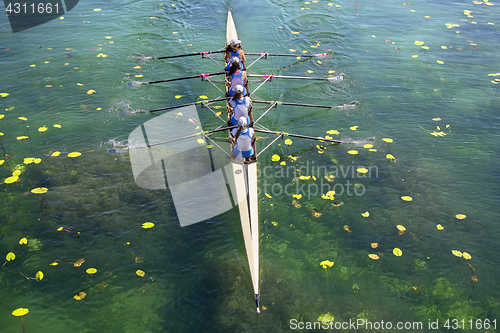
[136,270,146,277]
[73,258,85,267]
[12,308,29,316]
[382,138,393,143]
[53,124,61,128]
[73,292,86,300]
[347,150,358,155]
[396,225,406,231]
[436,224,445,230]
[31,187,48,194]
[265,193,272,198]
[312,209,322,218]
[343,225,352,233]
[35,271,44,281]
[321,190,335,200]
[68,152,81,158]
[410,286,418,293]
[324,174,335,182]
[368,254,379,260]
[436,60,444,64]
[50,262,59,266]
[284,139,293,146]
[86,268,97,274]
[357,167,368,174]
[4,176,19,184]
[57,227,63,231]
[452,250,463,257]
[38,125,48,132]
[455,214,466,219]
[393,248,403,257]
[0,93,9,98]
[350,126,358,131]
[401,196,412,201]
[363,144,373,148]
[6,252,15,261]
[462,252,472,260]
[326,129,339,135]
[320,260,334,268]
[199,95,208,99]
[51,151,61,157]
[361,211,369,217]
[271,154,280,162]
[142,222,155,229]
[19,238,27,245]
[18,117,27,121]
[332,201,343,207]
[386,154,396,160]
[371,243,378,248]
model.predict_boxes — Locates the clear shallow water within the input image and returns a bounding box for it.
[1,0,499,332]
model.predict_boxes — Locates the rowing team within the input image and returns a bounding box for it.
[225,38,256,163]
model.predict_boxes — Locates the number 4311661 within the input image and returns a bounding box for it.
[5,2,60,14]
[444,318,496,330]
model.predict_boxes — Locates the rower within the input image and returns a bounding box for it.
[225,55,244,71]
[227,58,249,96]
[231,116,256,162]
[229,85,253,126]
[225,38,246,67]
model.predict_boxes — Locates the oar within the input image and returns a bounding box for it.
[252,100,358,109]
[253,129,343,144]
[136,50,225,61]
[147,97,229,113]
[137,126,238,149]
[132,72,226,85]
[247,74,344,82]
[245,52,330,58]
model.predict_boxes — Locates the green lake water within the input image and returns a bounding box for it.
[1,0,499,332]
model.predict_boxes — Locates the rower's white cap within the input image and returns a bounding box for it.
[237,116,247,127]
[230,39,241,46]
[230,57,240,63]
[235,85,244,92]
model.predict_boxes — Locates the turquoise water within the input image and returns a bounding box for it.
[1,0,499,332]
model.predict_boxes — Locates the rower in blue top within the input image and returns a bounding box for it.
[231,116,257,163]
[229,85,253,127]
[227,58,249,96]
[225,38,246,69]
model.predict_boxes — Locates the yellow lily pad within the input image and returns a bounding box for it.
[86,268,97,274]
[12,308,29,316]
[142,222,155,229]
[31,187,48,194]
